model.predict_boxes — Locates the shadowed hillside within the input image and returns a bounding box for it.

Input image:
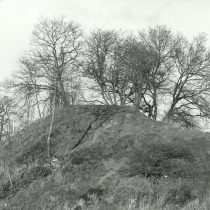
[0,105,210,209]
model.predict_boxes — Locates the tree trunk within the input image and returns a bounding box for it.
[101,88,111,105]
[153,89,158,120]
[59,79,69,107]
[2,155,13,187]
[7,171,13,187]
[35,93,42,119]
[47,88,56,163]
[134,87,142,109]
[163,106,174,121]
[104,86,114,105]
[0,117,4,142]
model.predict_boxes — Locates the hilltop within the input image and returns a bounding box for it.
[0,105,210,210]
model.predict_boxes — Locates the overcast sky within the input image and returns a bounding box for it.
[0,0,210,82]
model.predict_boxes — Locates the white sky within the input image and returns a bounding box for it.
[0,0,210,82]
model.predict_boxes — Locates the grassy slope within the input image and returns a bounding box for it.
[0,105,210,209]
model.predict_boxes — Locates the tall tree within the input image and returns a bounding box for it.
[137,26,179,119]
[83,29,127,105]
[117,36,155,110]
[8,17,83,120]
[164,34,210,127]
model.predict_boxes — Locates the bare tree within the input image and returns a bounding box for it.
[136,26,180,119]
[83,27,178,115]
[83,27,210,127]
[0,96,16,186]
[164,34,210,127]
[8,17,83,121]
[3,21,210,128]
[47,85,56,165]
[0,96,16,142]
[83,29,128,105]
[0,137,13,186]
[117,36,155,109]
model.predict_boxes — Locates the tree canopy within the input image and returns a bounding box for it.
[3,18,210,129]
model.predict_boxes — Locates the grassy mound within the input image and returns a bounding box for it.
[0,105,210,209]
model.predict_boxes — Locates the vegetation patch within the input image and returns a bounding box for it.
[79,186,104,206]
[121,140,197,179]
[71,157,89,165]
[164,184,196,207]
[15,140,48,166]
[0,166,52,200]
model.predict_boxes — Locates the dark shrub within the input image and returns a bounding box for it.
[16,141,47,166]
[71,157,88,165]
[79,186,104,206]
[0,166,52,200]
[21,166,52,183]
[0,182,11,199]
[164,185,196,206]
[123,141,195,179]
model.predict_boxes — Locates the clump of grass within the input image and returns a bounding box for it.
[90,175,199,210]
[121,140,196,179]
[0,166,51,200]
[165,184,196,207]
[80,193,210,210]
[71,157,88,165]
[79,186,104,206]
[15,140,47,166]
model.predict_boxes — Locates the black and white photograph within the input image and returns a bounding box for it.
[0,0,210,209]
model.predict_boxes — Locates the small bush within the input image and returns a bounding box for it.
[16,140,47,166]
[71,157,88,165]
[79,186,104,206]
[21,166,52,184]
[0,166,52,200]
[0,182,11,199]
[123,141,196,179]
[164,184,196,207]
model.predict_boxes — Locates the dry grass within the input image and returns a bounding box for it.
[81,193,210,210]
[0,105,210,210]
